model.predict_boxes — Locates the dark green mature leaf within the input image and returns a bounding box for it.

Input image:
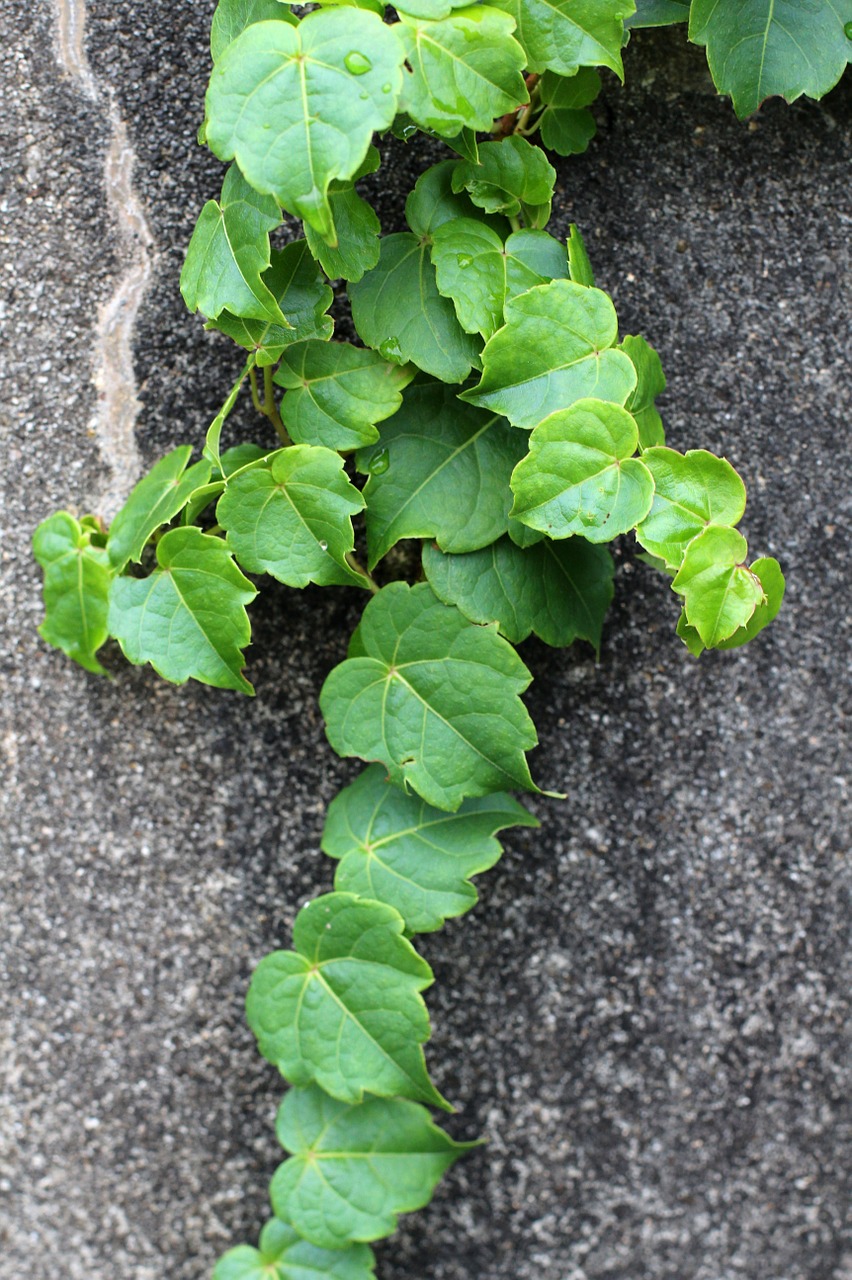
[452,136,555,226]
[205,10,405,242]
[348,233,480,382]
[510,399,654,541]
[271,1086,475,1249]
[626,0,688,26]
[217,446,366,588]
[462,280,636,427]
[305,184,381,282]
[247,892,446,1107]
[108,528,257,693]
[493,0,635,77]
[274,341,415,450]
[399,7,528,138]
[107,447,212,571]
[211,0,297,62]
[320,582,539,810]
[213,1219,375,1280]
[424,533,614,650]
[689,0,852,118]
[620,333,666,449]
[323,765,538,933]
[636,446,746,569]
[181,166,288,325]
[431,219,567,338]
[671,525,765,646]
[537,67,600,155]
[566,222,595,286]
[357,382,527,568]
[404,159,507,237]
[209,242,334,366]
[33,512,112,675]
[716,556,785,649]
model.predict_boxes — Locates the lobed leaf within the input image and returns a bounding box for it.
[636,446,746,569]
[671,525,765,646]
[33,512,112,675]
[213,1219,375,1280]
[451,135,555,226]
[536,67,601,156]
[493,0,635,77]
[107,447,212,571]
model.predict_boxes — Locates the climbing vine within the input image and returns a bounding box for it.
[34,0,850,1274]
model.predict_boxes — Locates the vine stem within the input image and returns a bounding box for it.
[346,552,380,594]
[249,364,291,444]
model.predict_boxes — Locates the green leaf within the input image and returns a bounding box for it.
[320,581,539,810]
[181,166,289,326]
[357,382,527,568]
[688,0,852,118]
[626,0,689,27]
[274,341,415,451]
[33,512,112,675]
[348,233,480,382]
[213,1219,375,1280]
[247,892,446,1108]
[493,0,635,77]
[446,126,480,162]
[211,0,297,62]
[107,448,212,571]
[205,10,405,241]
[537,67,600,155]
[217,446,367,588]
[636,446,746,569]
[451,136,555,226]
[510,398,654,541]
[204,356,256,474]
[395,0,476,18]
[304,184,381,283]
[620,333,666,450]
[399,7,528,138]
[461,279,636,428]
[566,222,595,286]
[108,527,257,693]
[716,556,785,650]
[671,526,765,646]
[431,219,567,338]
[271,1086,475,1249]
[323,765,538,933]
[209,242,334,366]
[423,533,614,650]
[404,159,506,238]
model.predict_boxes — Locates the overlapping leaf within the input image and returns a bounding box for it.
[357,382,527,567]
[462,279,636,427]
[320,582,539,810]
[626,0,689,26]
[274,341,414,450]
[620,333,666,450]
[323,765,538,933]
[304,184,381,282]
[536,67,600,155]
[405,159,506,237]
[212,1219,375,1280]
[510,399,654,540]
[205,9,405,241]
[493,0,635,77]
[395,0,477,18]
[108,528,257,692]
[247,892,446,1107]
[636,446,746,569]
[566,221,595,286]
[716,556,785,650]
[671,525,765,646]
[33,512,112,675]
[107,447,212,571]
[217,446,366,588]
[210,0,296,63]
[452,136,555,226]
[271,1086,474,1249]
[424,533,614,650]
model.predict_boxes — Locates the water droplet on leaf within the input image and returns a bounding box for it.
[318,540,329,551]
[457,254,472,268]
[344,51,372,75]
[369,448,390,476]
[378,337,401,362]
[381,82,392,94]
[845,20,852,37]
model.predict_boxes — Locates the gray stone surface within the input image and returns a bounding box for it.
[1,4,850,1278]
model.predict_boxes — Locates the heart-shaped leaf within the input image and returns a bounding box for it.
[636,446,746,569]
[212,1219,375,1280]
[671,526,765,646]
[33,512,112,675]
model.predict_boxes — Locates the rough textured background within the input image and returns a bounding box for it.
[1,3,850,1278]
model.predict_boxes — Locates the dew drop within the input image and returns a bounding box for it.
[845,20,852,37]
[319,539,329,551]
[369,447,390,476]
[381,82,392,94]
[344,50,372,75]
[378,337,401,362]
[457,254,473,268]
[359,91,369,100]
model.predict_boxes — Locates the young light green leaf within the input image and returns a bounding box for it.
[217,446,367,588]
[108,528,257,693]
[626,0,689,26]
[271,1086,475,1249]
[274,341,415,451]
[348,233,480,383]
[213,1219,375,1280]
[689,0,852,118]
[398,7,528,138]
[395,0,477,18]
[510,399,654,541]
[620,333,666,449]
[181,166,289,325]
[716,556,785,650]
[205,10,405,242]
[566,222,595,286]
[320,581,539,810]
[33,512,112,675]
[304,184,381,283]
[671,525,765,646]
[210,0,296,62]
[357,381,527,568]
[636,446,746,569]
[208,242,334,366]
[107,447,212,571]
[247,892,447,1108]
[204,356,255,474]
[451,136,555,226]
[461,280,636,427]
[537,67,600,155]
[423,533,614,650]
[675,608,707,658]
[404,159,507,238]
[431,219,567,338]
[493,0,634,77]
[323,765,538,934]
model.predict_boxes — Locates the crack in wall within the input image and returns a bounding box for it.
[54,0,155,517]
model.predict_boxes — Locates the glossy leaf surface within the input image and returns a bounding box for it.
[107,447,212,571]
[212,1219,374,1280]
[636,446,746,569]
[671,525,765,646]
[33,512,112,675]
[494,0,634,76]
